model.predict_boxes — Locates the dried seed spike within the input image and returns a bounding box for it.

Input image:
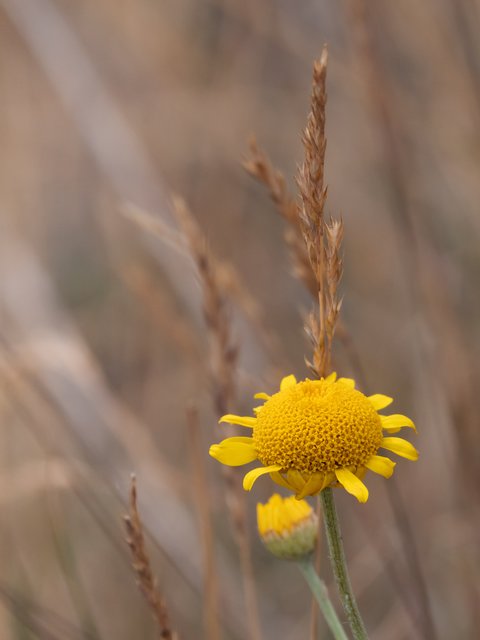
[244,138,317,295]
[124,475,178,640]
[172,195,237,417]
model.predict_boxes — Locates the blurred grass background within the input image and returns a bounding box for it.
[1,0,480,638]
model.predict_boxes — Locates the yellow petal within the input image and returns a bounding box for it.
[254,392,270,401]
[381,437,419,461]
[297,472,325,499]
[368,394,393,411]
[380,414,416,433]
[217,436,254,444]
[365,455,396,478]
[219,414,256,428]
[322,472,336,489]
[325,372,337,382]
[287,469,306,493]
[280,374,297,391]
[270,471,295,492]
[209,437,257,466]
[256,503,266,534]
[243,464,282,491]
[337,377,355,389]
[289,498,312,521]
[335,468,369,503]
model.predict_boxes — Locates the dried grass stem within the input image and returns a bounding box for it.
[124,476,178,640]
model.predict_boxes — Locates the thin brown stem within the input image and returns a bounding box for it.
[124,476,178,640]
[186,407,221,640]
[174,197,263,640]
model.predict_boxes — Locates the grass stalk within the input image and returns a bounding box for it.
[320,488,368,640]
[298,558,349,640]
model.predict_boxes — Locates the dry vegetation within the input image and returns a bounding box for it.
[1,1,480,639]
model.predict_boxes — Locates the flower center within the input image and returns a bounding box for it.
[253,379,383,473]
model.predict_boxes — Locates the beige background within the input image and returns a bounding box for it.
[0,1,479,638]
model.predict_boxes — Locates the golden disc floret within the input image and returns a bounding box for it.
[253,379,383,473]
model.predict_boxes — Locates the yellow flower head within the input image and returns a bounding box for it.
[257,494,318,560]
[209,373,418,503]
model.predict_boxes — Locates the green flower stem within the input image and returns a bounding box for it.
[298,558,349,640]
[320,488,368,640]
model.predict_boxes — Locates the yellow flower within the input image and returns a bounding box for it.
[209,373,418,503]
[257,494,318,560]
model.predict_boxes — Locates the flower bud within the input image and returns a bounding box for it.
[257,494,318,560]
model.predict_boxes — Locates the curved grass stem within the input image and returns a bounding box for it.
[298,558,349,640]
[320,488,368,639]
